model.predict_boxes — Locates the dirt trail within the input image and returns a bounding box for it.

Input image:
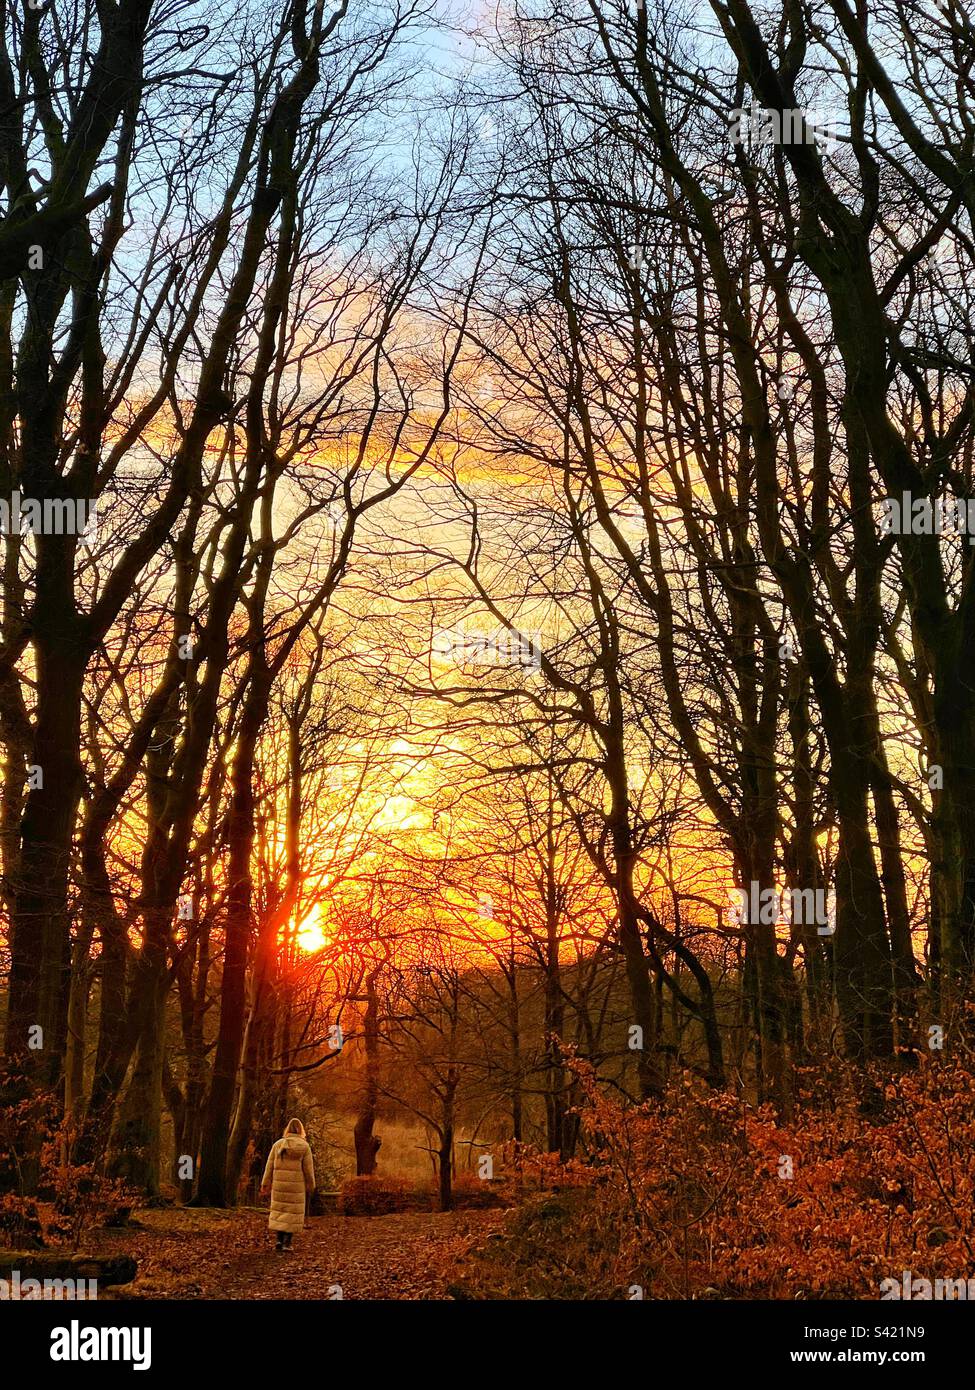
[92,1206,504,1301]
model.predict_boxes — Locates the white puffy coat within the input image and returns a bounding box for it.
[262,1132,315,1233]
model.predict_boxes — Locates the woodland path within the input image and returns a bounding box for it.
[89,1205,505,1301]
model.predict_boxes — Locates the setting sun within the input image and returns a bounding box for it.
[295,905,328,955]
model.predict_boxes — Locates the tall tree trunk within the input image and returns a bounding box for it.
[606,731,663,1101]
[62,927,94,1155]
[354,971,382,1176]
[5,638,86,1086]
[505,958,523,1143]
[108,973,166,1196]
[785,664,830,1042]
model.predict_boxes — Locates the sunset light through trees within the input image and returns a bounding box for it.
[0,0,973,1368]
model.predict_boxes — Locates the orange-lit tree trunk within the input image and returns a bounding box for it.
[353,971,382,1176]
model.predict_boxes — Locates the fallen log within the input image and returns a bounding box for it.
[0,1251,137,1285]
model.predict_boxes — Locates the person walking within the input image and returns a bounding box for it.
[260,1118,316,1253]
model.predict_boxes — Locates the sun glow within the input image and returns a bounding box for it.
[295,903,328,954]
